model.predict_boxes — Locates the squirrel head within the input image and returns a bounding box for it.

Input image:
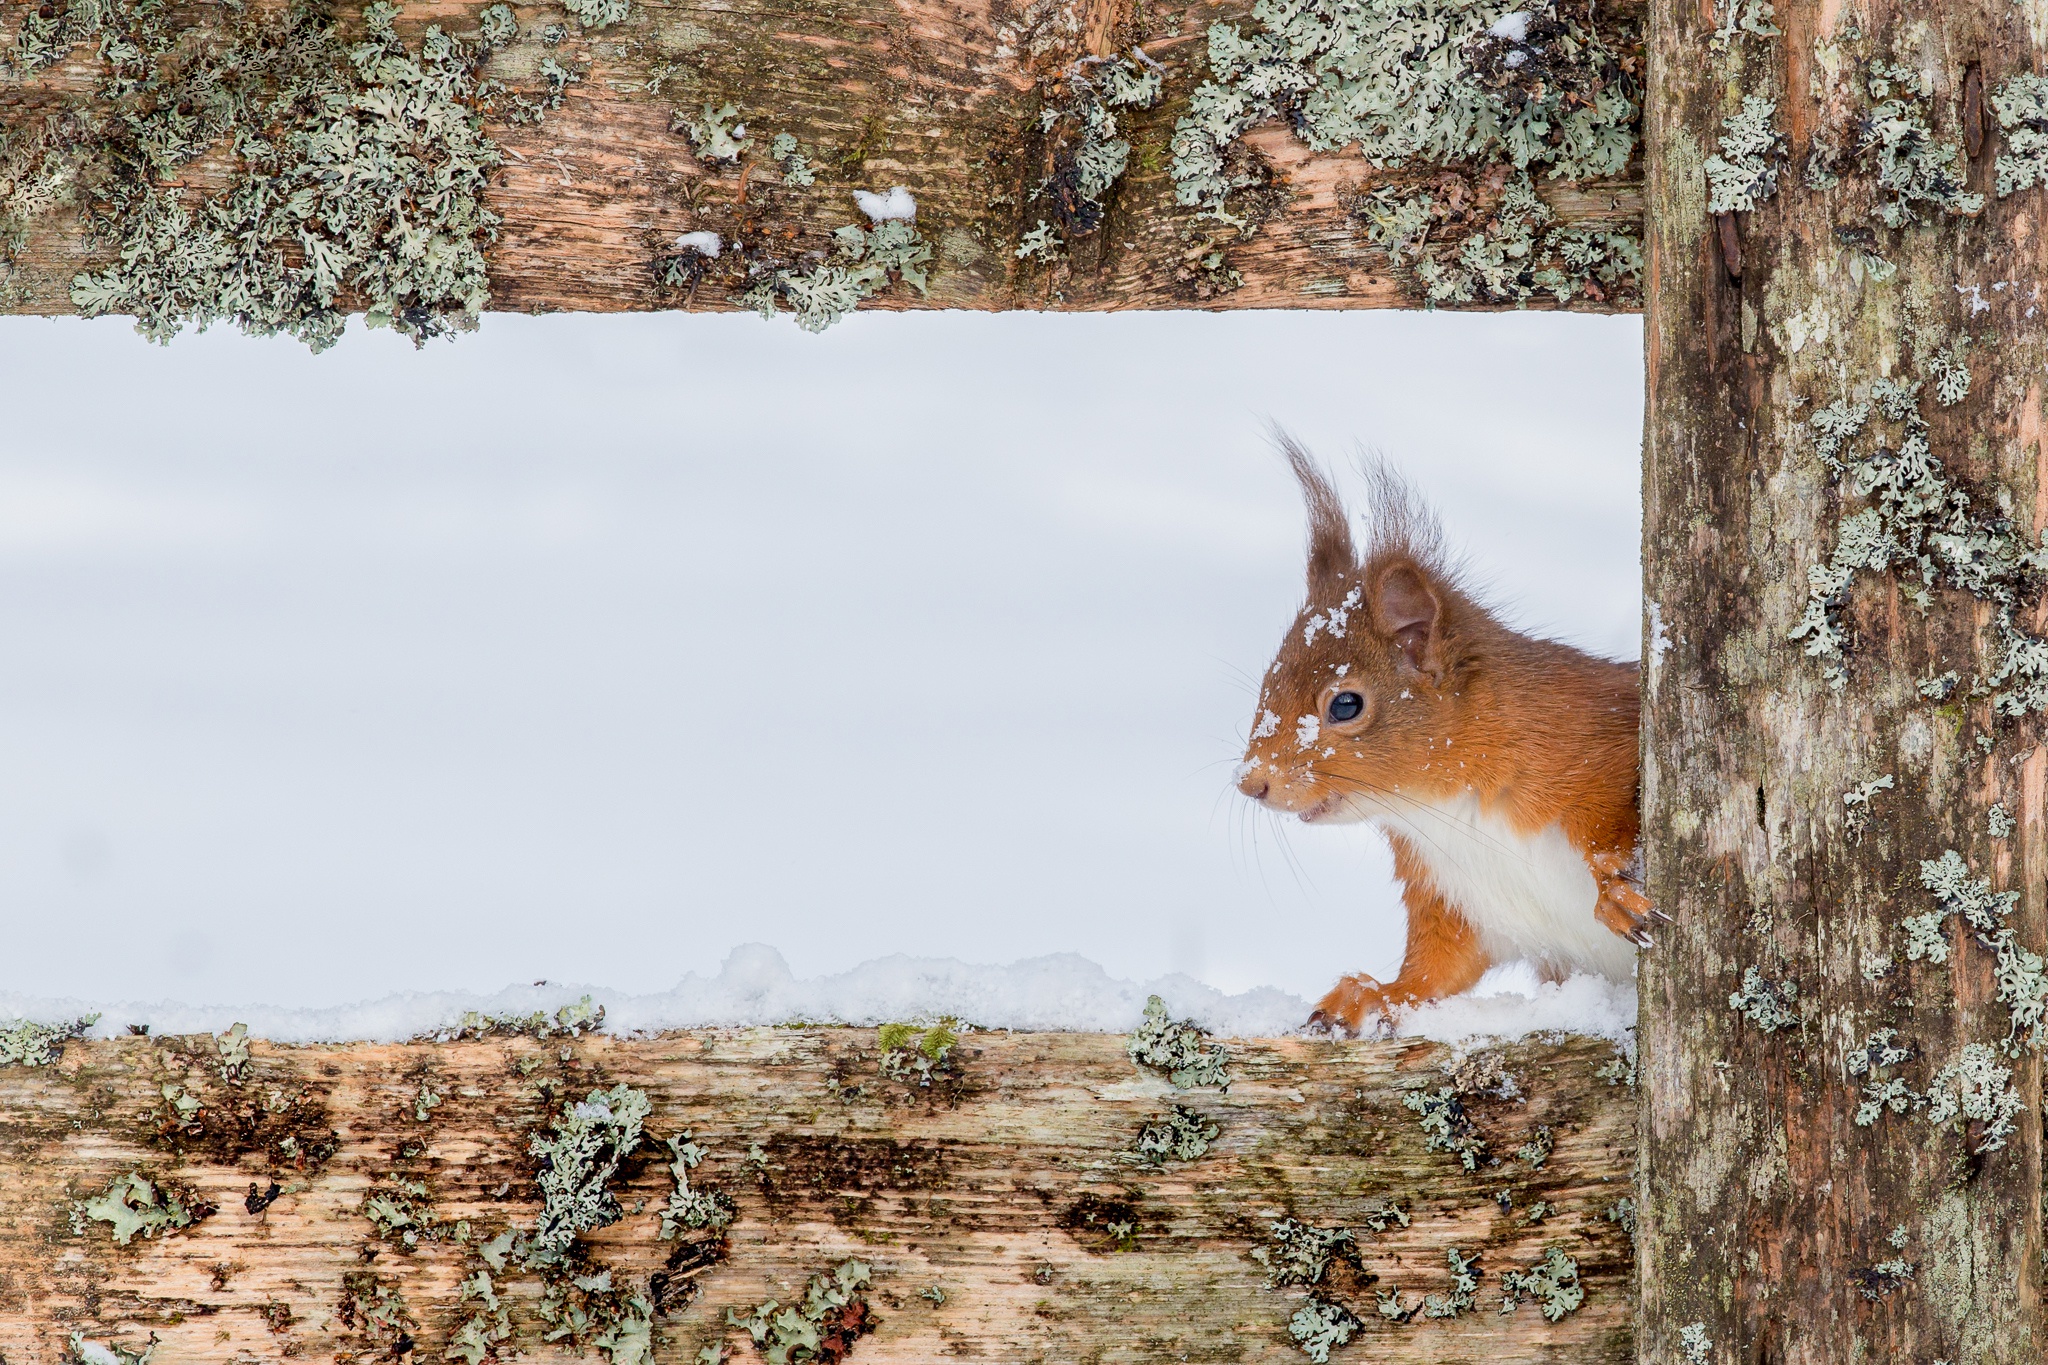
[1237,437,1483,824]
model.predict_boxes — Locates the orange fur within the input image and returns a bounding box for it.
[1238,439,1645,1035]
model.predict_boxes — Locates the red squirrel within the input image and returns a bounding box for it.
[1236,438,1655,1035]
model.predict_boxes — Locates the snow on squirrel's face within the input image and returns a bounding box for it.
[1233,443,1474,825]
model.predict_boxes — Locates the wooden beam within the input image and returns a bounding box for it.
[0,1027,1637,1363]
[0,0,1645,336]
[1640,0,2048,1358]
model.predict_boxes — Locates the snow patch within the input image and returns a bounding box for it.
[673,231,722,257]
[0,947,1633,1044]
[854,187,917,222]
[1488,10,1533,40]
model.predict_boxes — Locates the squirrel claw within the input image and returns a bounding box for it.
[1649,907,1675,925]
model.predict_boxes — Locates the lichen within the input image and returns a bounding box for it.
[876,1020,959,1088]
[433,995,604,1042]
[446,1268,511,1365]
[1988,803,2015,838]
[1128,1105,1218,1164]
[1703,95,1785,213]
[67,1334,155,1365]
[527,1083,651,1265]
[0,1014,97,1067]
[216,1022,251,1080]
[1497,1245,1583,1320]
[1017,52,1164,259]
[1370,171,1642,307]
[1170,0,1637,222]
[337,1272,415,1363]
[362,1177,439,1250]
[769,132,815,186]
[725,1260,875,1365]
[659,1132,736,1236]
[1728,966,1800,1032]
[1840,773,1893,837]
[740,219,931,333]
[82,1171,213,1245]
[1788,377,2048,710]
[1916,849,2045,1051]
[1421,1247,1481,1318]
[1286,1298,1359,1362]
[1855,61,1984,227]
[1251,1218,1357,1288]
[1924,1043,2025,1152]
[1605,1197,1637,1237]
[676,102,747,164]
[1127,995,1231,1089]
[1990,72,2048,197]
[560,0,627,31]
[68,0,511,350]
[1514,1125,1552,1169]
[1680,1323,1711,1365]
[414,1083,442,1123]
[539,1274,654,1365]
[1403,1086,1485,1169]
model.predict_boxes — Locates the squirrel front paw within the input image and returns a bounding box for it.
[1306,975,1395,1037]
[1588,850,1668,948]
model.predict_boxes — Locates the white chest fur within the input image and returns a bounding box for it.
[1357,792,1637,982]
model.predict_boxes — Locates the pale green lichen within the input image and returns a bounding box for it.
[1988,803,2015,838]
[1514,1125,1552,1169]
[216,1022,251,1080]
[1919,670,1960,700]
[1924,1043,2025,1151]
[1991,73,2048,197]
[1728,966,1799,1032]
[726,1259,874,1365]
[82,1171,209,1245]
[446,1268,511,1365]
[1498,1245,1583,1320]
[1710,0,1778,45]
[560,0,627,30]
[1286,1298,1358,1362]
[1251,1218,1357,1288]
[1840,772,1893,837]
[1404,1086,1485,1169]
[1171,0,1636,221]
[741,219,930,333]
[70,0,510,350]
[769,132,815,186]
[414,1083,442,1123]
[1704,95,1785,213]
[1127,995,1231,1089]
[1605,1197,1637,1237]
[1128,1105,1218,1164]
[1388,172,1641,307]
[1789,378,2048,710]
[1920,333,1971,407]
[536,1269,654,1365]
[1858,61,1984,227]
[5,0,122,79]
[527,1083,651,1264]
[1019,53,1164,258]
[362,1177,439,1249]
[433,995,604,1042]
[676,102,746,164]
[659,1132,736,1237]
[504,55,582,125]
[1680,1322,1711,1365]
[1421,1247,1481,1318]
[1015,220,1063,262]
[1917,849,2045,1051]
[0,1015,97,1067]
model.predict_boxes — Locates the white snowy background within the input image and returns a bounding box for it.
[0,307,1642,1038]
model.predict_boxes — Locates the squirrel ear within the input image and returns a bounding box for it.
[1374,563,1444,681]
[1277,431,1355,597]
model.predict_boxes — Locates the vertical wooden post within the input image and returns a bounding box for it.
[1641,0,2045,1359]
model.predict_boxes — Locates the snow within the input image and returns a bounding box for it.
[1488,10,1532,41]
[0,946,1635,1045]
[673,231,722,257]
[853,186,917,222]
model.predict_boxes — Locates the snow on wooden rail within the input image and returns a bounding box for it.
[0,1026,1636,1364]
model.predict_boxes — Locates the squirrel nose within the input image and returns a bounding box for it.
[1238,773,1271,801]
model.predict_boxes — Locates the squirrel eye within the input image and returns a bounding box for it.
[1328,691,1365,723]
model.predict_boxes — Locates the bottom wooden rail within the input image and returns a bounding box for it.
[0,1027,1635,1364]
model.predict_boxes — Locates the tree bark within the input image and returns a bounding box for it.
[1641,0,2047,1360]
[0,0,1644,330]
[0,1029,1636,1364]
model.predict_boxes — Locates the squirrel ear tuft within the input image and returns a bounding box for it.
[1275,429,1354,598]
[1374,562,1445,682]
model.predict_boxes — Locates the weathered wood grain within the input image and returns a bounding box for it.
[0,0,1645,321]
[0,1030,1636,1364]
